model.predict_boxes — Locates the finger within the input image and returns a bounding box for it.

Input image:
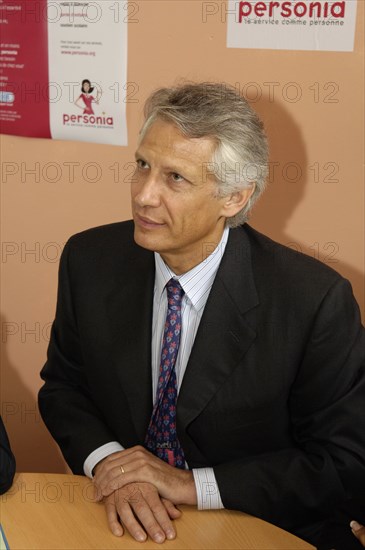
[118,450,168,472]
[350,521,365,545]
[93,453,129,495]
[119,493,165,544]
[115,498,148,543]
[97,447,167,490]
[99,469,143,498]
[95,451,125,474]
[94,449,143,483]
[118,445,149,459]
[101,460,155,497]
[98,463,131,496]
[92,482,103,502]
[93,451,125,487]
[162,498,182,519]
[140,488,177,541]
[104,497,124,537]
[116,446,163,468]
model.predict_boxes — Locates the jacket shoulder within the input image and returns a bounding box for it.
[61,220,151,273]
[242,224,344,291]
[67,220,135,249]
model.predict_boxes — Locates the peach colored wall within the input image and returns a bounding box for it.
[1,0,364,473]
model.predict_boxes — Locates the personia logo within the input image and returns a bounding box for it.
[63,113,114,126]
[237,0,346,21]
[63,78,114,128]
[227,0,356,52]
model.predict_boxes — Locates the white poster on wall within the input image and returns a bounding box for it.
[48,0,128,145]
[226,0,358,51]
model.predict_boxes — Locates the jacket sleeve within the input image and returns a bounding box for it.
[0,416,16,494]
[213,277,365,535]
[38,239,118,474]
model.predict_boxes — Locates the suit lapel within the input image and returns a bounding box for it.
[106,244,155,442]
[177,226,259,439]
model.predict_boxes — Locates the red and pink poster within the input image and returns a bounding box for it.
[0,0,128,145]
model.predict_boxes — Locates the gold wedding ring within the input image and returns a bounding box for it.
[120,465,125,474]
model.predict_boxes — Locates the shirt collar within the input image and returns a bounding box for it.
[154,226,230,311]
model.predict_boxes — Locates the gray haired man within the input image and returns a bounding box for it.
[39,82,365,550]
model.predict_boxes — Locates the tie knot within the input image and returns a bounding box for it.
[166,278,184,306]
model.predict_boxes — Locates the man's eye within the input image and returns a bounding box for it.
[137,159,149,169]
[171,172,184,183]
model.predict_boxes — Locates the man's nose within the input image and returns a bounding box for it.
[133,174,161,208]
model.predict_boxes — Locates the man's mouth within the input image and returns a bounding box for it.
[134,213,165,228]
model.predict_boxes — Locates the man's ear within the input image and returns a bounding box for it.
[220,184,256,218]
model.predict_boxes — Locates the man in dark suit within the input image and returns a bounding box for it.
[0,416,16,494]
[38,83,365,549]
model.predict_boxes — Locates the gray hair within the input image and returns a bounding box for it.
[140,82,268,227]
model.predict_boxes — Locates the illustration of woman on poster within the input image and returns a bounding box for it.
[75,79,102,115]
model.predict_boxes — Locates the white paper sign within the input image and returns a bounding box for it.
[227,0,358,51]
[48,0,128,145]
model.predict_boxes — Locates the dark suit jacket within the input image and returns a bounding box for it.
[38,221,365,549]
[0,416,16,494]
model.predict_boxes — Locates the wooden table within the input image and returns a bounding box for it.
[1,473,315,549]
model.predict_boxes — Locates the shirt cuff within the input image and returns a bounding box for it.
[83,441,124,478]
[192,468,224,510]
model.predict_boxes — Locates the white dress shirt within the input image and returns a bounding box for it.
[84,226,230,510]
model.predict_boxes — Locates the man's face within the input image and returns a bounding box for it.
[131,119,228,273]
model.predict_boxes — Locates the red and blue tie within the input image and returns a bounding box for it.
[145,279,186,468]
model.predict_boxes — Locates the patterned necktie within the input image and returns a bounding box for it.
[145,278,186,468]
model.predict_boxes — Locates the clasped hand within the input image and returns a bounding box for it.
[93,446,197,543]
